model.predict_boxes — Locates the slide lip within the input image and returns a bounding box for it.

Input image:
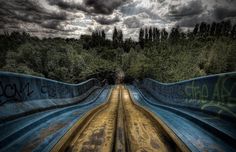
[0,71,98,86]
[144,71,236,85]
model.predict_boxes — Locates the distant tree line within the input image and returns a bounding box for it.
[84,27,135,53]
[138,20,236,48]
[0,20,235,83]
[84,20,236,51]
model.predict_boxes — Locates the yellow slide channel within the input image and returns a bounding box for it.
[52,85,189,152]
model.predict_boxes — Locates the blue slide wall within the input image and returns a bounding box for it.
[0,71,100,121]
[140,72,236,119]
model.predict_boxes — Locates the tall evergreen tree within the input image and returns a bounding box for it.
[180,32,186,40]
[118,30,123,46]
[206,24,210,36]
[199,22,207,37]
[161,28,168,41]
[113,27,119,48]
[149,27,153,41]
[222,20,231,36]
[145,28,148,42]
[123,38,133,52]
[231,24,236,39]
[215,22,222,37]
[155,28,160,42]
[102,30,106,40]
[153,27,156,41]
[193,24,199,36]
[169,26,180,42]
[139,28,144,48]
[210,22,216,36]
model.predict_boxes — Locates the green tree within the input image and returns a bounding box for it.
[139,28,144,48]
[161,28,168,41]
[149,27,153,41]
[145,28,148,42]
[113,27,118,48]
[210,22,216,36]
[231,24,236,39]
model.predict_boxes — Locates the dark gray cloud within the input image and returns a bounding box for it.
[175,0,236,27]
[94,16,120,25]
[0,0,69,32]
[176,14,212,27]
[47,0,87,12]
[213,6,236,20]
[84,0,128,15]
[48,0,128,15]
[168,0,205,20]
[1,0,236,39]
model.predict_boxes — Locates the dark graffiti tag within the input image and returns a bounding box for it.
[0,81,34,105]
[0,78,97,106]
[41,85,71,98]
[41,85,57,98]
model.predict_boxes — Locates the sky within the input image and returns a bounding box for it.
[0,0,236,40]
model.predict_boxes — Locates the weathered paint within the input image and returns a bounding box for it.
[55,85,186,152]
[129,85,236,152]
[0,86,111,152]
[122,86,184,152]
[67,86,120,152]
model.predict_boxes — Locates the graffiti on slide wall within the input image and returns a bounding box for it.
[0,81,34,105]
[143,73,236,118]
[0,76,98,105]
[185,76,236,117]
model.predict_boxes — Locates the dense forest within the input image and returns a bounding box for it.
[0,21,236,83]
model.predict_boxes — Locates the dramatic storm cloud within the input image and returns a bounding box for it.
[0,0,236,39]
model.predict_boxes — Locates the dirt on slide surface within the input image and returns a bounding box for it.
[122,86,178,152]
[56,85,186,152]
